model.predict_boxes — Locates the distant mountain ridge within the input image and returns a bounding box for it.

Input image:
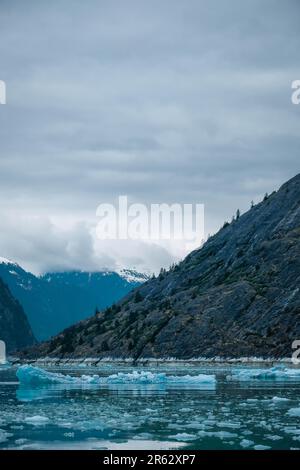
[23,173,300,359]
[0,277,35,352]
[0,260,147,341]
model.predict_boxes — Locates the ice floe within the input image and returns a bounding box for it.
[254,444,271,450]
[14,439,187,450]
[16,365,216,388]
[197,430,238,439]
[265,435,282,441]
[287,407,300,417]
[0,429,12,443]
[228,366,300,381]
[216,421,241,429]
[271,396,290,402]
[171,433,197,441]
[25,416,50,426]
[240,439,254,448]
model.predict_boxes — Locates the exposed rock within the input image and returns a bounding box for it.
[0,277,35,352]
[22,174,300,359]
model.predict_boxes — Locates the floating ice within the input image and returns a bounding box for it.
[0,429,12,444]
[229,366,300,381]
[254,444,271,450]
[171,433,197,441]
[15,438,28,445]
[17,365,101,385]
[240,439,254,448]
[265,435,282,441]
[25,416,50,426]
[271,396,290,402]
[103,371,215,386]
[197,430,238,439]
[216,421,241,429]
[287,408,300,417]
[16,365,216,388]
[14,439,187,450]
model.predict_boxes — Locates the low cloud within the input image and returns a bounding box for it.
[0,0,299,273]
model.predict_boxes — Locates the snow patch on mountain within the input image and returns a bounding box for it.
[118,268,150,284]
[0,256,17,266]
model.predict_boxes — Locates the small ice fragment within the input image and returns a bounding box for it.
[197,430,238,439]
[215,431,238,439]
[25,415,50,426]
[240,439,254,448]
[15,438,28,445]
[171,433,197,441]
[216,421,241,429]
[265,435,282,441]
[272,396,289,402]
[287,407,300,417]
[0,429,12,444]
[132,433,153,440]
[254,445,271,450]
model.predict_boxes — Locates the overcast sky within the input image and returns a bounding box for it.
[0,0,299,274]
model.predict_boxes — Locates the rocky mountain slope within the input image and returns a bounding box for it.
[0,277,35,352]
[0,259,147,341]
[23,174,300,359]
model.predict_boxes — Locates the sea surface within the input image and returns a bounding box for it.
[0,363,300,450]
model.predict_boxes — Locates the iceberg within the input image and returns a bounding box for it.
[105,371,215,386]
[16,365,216,388]
[228,366,300,381]
[16,365,100,385]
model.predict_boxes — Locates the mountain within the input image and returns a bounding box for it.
[0,260,147,341]
[21,174,300,359]
[0,276,35,352]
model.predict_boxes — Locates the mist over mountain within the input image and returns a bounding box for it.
[23,174,300,359]
[0,259,147,341]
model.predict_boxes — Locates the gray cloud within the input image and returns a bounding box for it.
[0,0,299,274]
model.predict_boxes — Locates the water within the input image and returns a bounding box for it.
[0,363,300,450]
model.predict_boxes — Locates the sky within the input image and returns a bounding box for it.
[0,0,299,275]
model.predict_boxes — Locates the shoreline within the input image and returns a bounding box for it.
[7,356,296,368]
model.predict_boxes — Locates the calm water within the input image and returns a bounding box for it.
[0,364,300,450]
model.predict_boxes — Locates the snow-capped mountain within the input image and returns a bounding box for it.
[0,259,148,341]
[117,268,150,284]
[0,256,18,266]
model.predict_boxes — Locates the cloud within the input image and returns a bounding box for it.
[0,0,299,273]
[0,212,177,275]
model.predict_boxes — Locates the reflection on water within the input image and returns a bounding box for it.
[1,364,300,450]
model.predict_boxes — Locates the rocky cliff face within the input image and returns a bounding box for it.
[23,174,300,359]
[0,277,35,352]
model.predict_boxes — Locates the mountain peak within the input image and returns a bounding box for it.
[0,256,18,266]
[118,269,150,284]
